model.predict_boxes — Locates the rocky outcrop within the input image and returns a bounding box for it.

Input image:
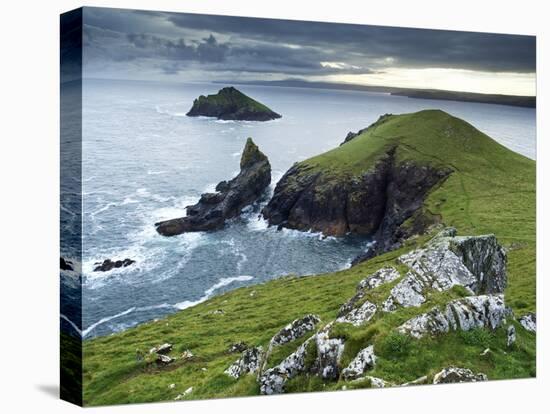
[259,337,312,395]
[225,346,264,379]
[397,294,508,339]
[381,229,507,312]
[336,300,377,326]
[433,367,488,384]
[518,312,536,333]
[262,146,451,258]
[341,345,376,380]
[93,258,135,272]
[186,87,281,121]
[156,138,271,236]
[314,326,345,380]
[269,314,321,347]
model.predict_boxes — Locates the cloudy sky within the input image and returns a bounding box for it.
[81,7,536,96]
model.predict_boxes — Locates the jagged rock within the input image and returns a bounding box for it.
[227,341,248,354]
[269,314,321,347]
[401,376,428,386]
[342,345,376,380]
[259,337,312,395]
[149,343,173,355]
[186,87,281,121]
[398,295,507,339]
[381,230,507,312]
[60,257,73,271]
[314,325,345,380]
[518,313,536,333]
[339,267,400,316]
[433,367,488,384]
[93,258,135,272]
[224,346,263,379]
[336,300,377,326]
[156,138,271,236]
[180,350,194,361]
[507,325,516,347]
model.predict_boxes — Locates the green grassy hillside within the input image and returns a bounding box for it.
[82,110,535,405]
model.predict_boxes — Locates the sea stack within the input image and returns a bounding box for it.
[155,138,271,236]
[186,87,282,121]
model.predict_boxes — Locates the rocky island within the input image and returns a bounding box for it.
[186,87,282,121]
[155,138,271,236]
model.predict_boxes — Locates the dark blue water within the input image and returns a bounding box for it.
[68,79,535,338]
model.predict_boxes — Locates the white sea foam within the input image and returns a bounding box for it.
[147,170,167,175]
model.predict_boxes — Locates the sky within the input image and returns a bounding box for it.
[79,7,536,96]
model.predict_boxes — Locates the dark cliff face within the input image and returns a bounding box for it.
[155,138,271,236]
[186,87,282,121]
[262,147,451,261]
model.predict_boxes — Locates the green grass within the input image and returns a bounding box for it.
[82,110,535,405]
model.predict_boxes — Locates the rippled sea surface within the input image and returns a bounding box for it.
[73,79,535,338]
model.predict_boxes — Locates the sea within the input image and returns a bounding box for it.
[60,78,536,339]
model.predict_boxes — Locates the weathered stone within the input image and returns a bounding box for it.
[156,354,174,365]
[314,325,345,380]
[507,325,516,347]
[269,314,321,347]
[398,295,507,338]
[149,343,173,355]
[156,138,271,236]
[433,367,488,384]
[383,272,425,311]
[336,301,377,326]
[259,338,312,395]
[224,346,263,379]
[518,312,536,333]
[342,345,376,380]
[180,350,194,361]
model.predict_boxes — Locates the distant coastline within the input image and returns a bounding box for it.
[218,79,536,108]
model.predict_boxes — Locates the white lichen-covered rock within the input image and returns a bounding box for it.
[336,301,377,326]
[156,354,174,365]
[507,325,516,347]
[224,346,263,379]
[269,314,320,347]
[396,229,506,299]
[353,376,391,388]
[518,313,536,333]
[398,295,507,338]
[383,272,426,310]
[342,345,376,380]
[259,338,312,395]
[433,367,488,384]
[315,326,345,380]
[339,267,400,316]
[149,343,173,355]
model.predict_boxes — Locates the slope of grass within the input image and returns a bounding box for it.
[82,110,535,405]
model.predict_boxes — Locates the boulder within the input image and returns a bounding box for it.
[398,294,507,339]
[156,354,174,365]
[314,325,345,380]
[149,343,173,355]
[156,138,271,236]
[518,312,536,333]
[93,258,135,272]
[269,314,321,347]
[433,367,488,384]
[224,346,264,379]
[186,87,281,121]
[342,345,376,380]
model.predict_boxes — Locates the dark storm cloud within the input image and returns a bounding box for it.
[81,7,535,79]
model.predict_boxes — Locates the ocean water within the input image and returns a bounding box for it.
[73,79,535,338]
